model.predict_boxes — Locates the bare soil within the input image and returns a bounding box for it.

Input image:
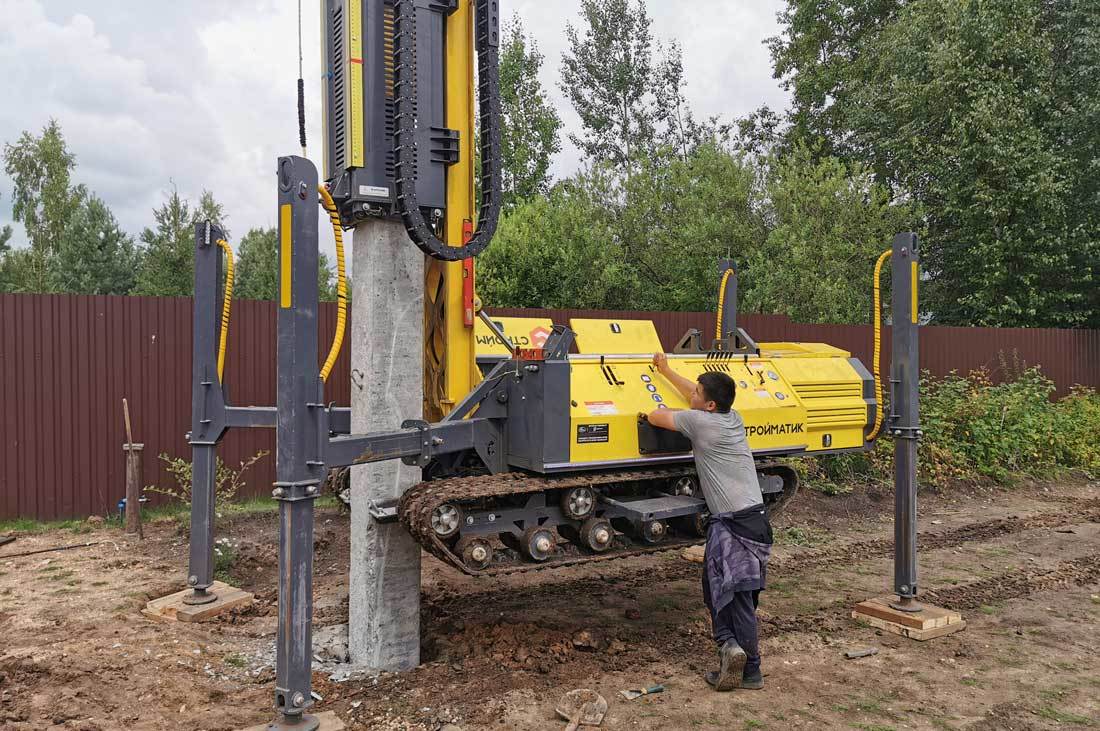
[2,479,1098,731]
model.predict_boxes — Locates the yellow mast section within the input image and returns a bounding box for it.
[424,0,479,421]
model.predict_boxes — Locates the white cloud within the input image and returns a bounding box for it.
[0,0,788,264]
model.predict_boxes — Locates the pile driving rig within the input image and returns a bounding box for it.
[179,1,920,727]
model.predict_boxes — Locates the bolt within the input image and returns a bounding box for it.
[306,485,317,495]
[292,692,306,708]
[466,516,474,525]
[188,575,198,586]
[535,536,552,554]
[471,545,488,562]
[594,528,610,545]
[487,514,496,522]
[273,488,286,499]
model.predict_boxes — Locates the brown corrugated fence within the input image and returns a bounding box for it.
[1,293,1096,520]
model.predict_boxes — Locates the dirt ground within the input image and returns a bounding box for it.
[2,478,1098,731]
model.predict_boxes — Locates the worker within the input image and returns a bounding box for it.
[647,353,772,691]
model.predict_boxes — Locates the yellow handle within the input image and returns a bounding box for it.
[867,249,892,441]
[215,238,235,382]
[318,186,348,383]
[715,268,733,341]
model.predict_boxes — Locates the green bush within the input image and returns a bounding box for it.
[801,367,1099,493]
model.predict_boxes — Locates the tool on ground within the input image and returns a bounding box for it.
[619,684,665,701]
[0,541,100,560]
[555,690,607,728]
[0,535,15,548]
[844,647,879,659]
[122,398,142,538]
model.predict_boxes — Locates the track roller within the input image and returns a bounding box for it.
[670,475,699,497]
[675,510,710,537]
[559,486,597,521]
[560,517,614,553]
[430,503,463,539]
[456,536,493,571]
[522,526,557,562]
[639,519,667,544]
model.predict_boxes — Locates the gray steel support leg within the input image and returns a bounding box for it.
[187,222,229,604]
[889,232,921,612]
[348,218,422,671]
[270,156,324,730]
[185,444,218,603]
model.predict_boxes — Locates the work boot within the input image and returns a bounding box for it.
[740,668,764,690]
[704,640,746,691]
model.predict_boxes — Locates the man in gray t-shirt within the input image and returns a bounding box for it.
[646,352,771,692]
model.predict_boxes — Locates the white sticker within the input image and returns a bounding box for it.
[584,400,618,416]
[358,185,390,198]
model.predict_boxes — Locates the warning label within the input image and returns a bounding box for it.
[584,400,618,416]
[577,423,610,444]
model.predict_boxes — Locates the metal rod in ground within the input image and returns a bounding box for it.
[890,232,921,612]
[270,155,323,730]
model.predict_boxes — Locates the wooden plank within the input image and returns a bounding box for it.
[142,581,253,623]
[237,711,346,731]
[852,598,965,641]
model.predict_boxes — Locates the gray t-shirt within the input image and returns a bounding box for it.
[673,409,762,515]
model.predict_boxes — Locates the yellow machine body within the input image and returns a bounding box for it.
[474,316,555,356]
[566,347,872,466]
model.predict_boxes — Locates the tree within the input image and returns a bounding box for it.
[768,0,1100,327]
[51,195,141,295]
[2,120,86,255]
[560,0,659,167]
[132,189,227,297]
[477,168,640,309]
[499,17,562,209]
[2,120,89,292]
[742,144,921,324]
[233,226,336,301]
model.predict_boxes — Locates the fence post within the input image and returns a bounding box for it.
[123,443,144,536]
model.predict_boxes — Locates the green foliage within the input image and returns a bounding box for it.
[144,450,268,512]
[51,195,141,295]
[742,143,921,324]
[2,119,84,257]
[767,0,1100,328]
[500,17,562,209]
[478,168,639,308]
[233,226,336,301]
[803,367,1100,493]
[132,189,226,297]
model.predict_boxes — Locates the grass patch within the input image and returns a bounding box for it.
[1037,707,1093,726]
[745,721,765,730]
[776,526,826,547]
[960,678,981,687]
[90,580,109,587]
[224,653,248,668]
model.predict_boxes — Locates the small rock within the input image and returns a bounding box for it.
[624,608,641,620]
[572,630,601,651]
[86,515,105,526]
[440,725,463,731]
[607,640,627,656]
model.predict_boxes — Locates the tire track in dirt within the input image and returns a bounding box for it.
[923,552,1100,611]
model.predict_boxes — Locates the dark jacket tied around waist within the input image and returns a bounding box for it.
[702,504,773,615]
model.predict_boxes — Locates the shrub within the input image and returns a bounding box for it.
[144,450,269,512]
[802,367,1099,493]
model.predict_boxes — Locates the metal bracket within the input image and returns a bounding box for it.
[368,499,400,523]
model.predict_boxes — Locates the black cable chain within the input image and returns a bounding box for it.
[392,0,501,261]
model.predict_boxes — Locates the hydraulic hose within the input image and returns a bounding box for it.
[318,185,348,383]
[215,238,235,382]
[867,249,893,441]
[391,0,501,261]
[715,268,733,341]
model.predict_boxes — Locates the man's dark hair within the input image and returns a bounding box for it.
[698,372,736,413]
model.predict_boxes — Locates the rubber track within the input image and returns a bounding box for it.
[400,467,706,577]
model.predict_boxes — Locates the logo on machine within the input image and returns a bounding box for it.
[529,326,552,348]
[746,423,805,437]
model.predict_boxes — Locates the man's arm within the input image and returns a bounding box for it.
[653,352,695,402]
[646,408,680,431]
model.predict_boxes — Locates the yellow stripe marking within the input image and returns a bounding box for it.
[280,204,293,308]
[911,261,919,324]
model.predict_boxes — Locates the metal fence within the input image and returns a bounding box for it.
[1,293,1096,520]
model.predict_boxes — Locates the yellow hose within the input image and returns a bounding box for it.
[867,249,893,441]
[216,238,234,382]
[715,268,733,341]
[318,185,347,383]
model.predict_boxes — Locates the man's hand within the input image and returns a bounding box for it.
[653,352,696,402]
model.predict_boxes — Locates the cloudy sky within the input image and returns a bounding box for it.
[0,0,788,256]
